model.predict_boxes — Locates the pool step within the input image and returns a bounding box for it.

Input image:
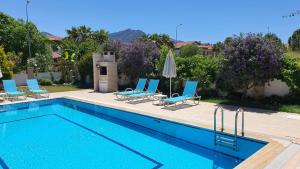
[215,134,237,150]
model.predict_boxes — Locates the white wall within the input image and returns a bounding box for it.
[12,72,62,86]
[13,72,27,86]
[37,72,62,82]
[264,79,290,97]
[247,79,290,97]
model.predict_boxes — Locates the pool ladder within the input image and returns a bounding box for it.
[214,106,244,151]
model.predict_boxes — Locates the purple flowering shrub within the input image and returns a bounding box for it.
[218,33,283,95]
[109,40,160,84]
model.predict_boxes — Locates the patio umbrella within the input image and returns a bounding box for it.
[0,66,2,79]
[163,50,177,96]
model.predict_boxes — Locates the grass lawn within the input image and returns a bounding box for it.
[286,50,300,58]
[14,85,81,93]
[279,105,300,113]
[17,84,82,93]
[42,85,82,93]
[203,98,300,114]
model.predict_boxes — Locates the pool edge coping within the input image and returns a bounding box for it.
[61,95,285,169]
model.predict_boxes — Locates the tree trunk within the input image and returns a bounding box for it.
[253,85,265,100]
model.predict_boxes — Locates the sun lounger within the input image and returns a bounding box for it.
[27,79,49,98]
[163,80,200,106]
[128,79,159,102]
[114,78,147,99]
[3,80,27,101]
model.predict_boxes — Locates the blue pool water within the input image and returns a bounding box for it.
[0,99,266,169]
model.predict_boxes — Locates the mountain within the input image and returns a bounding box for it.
[109,29,146,42]
[41,32,54,36]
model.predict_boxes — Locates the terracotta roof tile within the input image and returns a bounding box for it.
[175,41,213,50]
[48,36,63,41]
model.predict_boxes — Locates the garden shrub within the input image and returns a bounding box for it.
[279,53,300,96]
[0,47,14,79]
[179,43,203,57]
[176,55,221,89]
[288,29,300,51]
[39,79,53,86]
[199,88,219,99]
[155,45,170,74]
[77,52,93,87]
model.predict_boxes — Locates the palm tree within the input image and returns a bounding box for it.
[66,26,92,43]
[139,33,174,48]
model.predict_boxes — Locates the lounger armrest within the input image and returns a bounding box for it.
[194,93,201,99]
[193,93,201,105]
[41,87,48,91]
[171,93,180,97]
[125,88,133,92]
[156,89,161,94]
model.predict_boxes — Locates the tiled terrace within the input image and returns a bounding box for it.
[1,89,300,168]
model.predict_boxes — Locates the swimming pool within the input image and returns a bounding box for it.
[0,98,266,169]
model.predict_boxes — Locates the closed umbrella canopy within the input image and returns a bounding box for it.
[163,50,176,78]
[0,67,2,79]
[163,50,177,96]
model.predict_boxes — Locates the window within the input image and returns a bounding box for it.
[100,66,107,75]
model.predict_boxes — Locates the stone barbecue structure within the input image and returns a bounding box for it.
[93,51,118,92]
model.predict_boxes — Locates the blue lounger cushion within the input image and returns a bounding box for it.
[163,96,192,103]
[115,90,143,95]
[114,78,147,96]
[162,80,198,104]
[129,92,155,98]
[6,91,25,95]
[27,79,49,93]
[30,89,48,93]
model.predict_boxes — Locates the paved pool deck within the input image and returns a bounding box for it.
[1,89,300,168]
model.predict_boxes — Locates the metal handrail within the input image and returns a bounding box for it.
[214,106,224,132]
[214,106,245,151]
[234,108,245,148]
[214,106,224,145]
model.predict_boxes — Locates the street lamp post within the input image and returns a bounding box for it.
[26,0,32,60]
[26,0,34,78]
[175,24,183,43]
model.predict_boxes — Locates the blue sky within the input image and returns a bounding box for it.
[0,0,299,43]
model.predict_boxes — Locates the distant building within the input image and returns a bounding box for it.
[43,34,63,71]
[174,41,214,56]
[46,35,63,62]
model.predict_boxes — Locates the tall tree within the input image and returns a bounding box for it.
[62,25,109,86]
[117,40,160,84]
[264,33,286,51]
[0,12,51,70]
[288,29,300,51]
[66,26,92,43]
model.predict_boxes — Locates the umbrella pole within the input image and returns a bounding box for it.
[170,77,172,97]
